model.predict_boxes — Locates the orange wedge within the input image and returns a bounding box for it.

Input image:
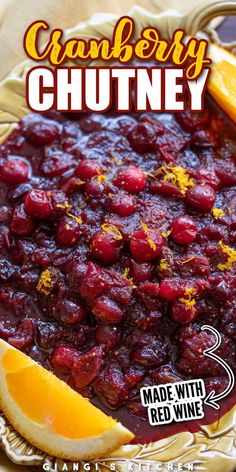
[208,43,236,124]
[0,339,134,460]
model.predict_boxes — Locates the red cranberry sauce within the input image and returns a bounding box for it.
[0,103,236,442]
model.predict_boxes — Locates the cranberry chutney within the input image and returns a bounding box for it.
[0,102,236,443]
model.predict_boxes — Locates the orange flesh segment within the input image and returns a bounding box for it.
[3,349,115,439]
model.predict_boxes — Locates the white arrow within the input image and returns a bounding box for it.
[201,325,235,410]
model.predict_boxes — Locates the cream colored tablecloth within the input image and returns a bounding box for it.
[0,0,226,470]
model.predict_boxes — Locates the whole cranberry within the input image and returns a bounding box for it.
[0,157,30,185]
[55,300,86,325]
[109,192,136,217]
[128,122,159,153]
[130,228,163,263]
[10,204,35,236]
[75,159,101,180]
[171,300,197,324]
[91,230,123,264]
[92,296,124,324]
[171,215,197,245]
[114,167,146,194]
[56,217,81,247]
[185,184,215,213]
[95,325,121,350]
[24,189,53,218]
[26,121,59,146]
[193,167,220,190]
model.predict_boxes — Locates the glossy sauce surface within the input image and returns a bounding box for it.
[0,101,235,443]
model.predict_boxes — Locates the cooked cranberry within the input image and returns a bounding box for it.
[84,179,108,196]
[129,260,154,283]
[176,110,210,132]
[92,296,124,324]
[54,300,86,325]
[25,189,53,218]
[151,364,183,384]
[61,177,85,194]
[150,181,182,198]
[26,122,59,146]
[51,344,77,369]
[78,263,109,302]
[215,166,236,186]
[190,130,218,149]
[171,300,197,324]
[0,157,30,185]
[68,262,88,291]
[176,327,231,376]
[131,344,167,366]
[127,399,148,418]
[159,279,188,301]
[0,319,15,339]
[75,159,100,180]
[41,153,72,177]
[109,192,136,217]
[95,325,121,350]
[185,184,215,213]
[72,346,104,388]
[114,167,146,194]
[94,365,129,408]
[36,322,62,350]
[137,282,159,297]
[128,123,159,153]
[193,167,220,190]
[91,230,123,264]
[171,215,197,245]
[10,204,35,236]
[8,319,34,350]
[130,228,163,263]
[56,217,81,247]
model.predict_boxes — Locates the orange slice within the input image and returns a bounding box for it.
[0,339,134,460]
[208,43,236,124]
